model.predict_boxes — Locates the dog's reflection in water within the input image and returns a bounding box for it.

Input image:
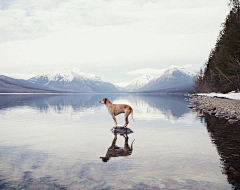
[100,134,135,162]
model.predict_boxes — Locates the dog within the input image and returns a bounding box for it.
[99,98,135,127]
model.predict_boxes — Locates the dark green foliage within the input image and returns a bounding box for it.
[194,0,240,93]
[193,67,210,93]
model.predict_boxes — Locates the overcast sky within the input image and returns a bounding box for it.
[0,0,230,84]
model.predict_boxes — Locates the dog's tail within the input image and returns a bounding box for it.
[131,139,135,151]
[131,109,135,122]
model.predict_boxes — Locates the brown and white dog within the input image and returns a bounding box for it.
[99,98,135,127]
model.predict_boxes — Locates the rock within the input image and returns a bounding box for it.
[168,184,178,189]
[89,183,100,189]
[229,114,237,119]
[130,178,142,184]
[102,183,113,189]
[210,110,217,115]
[225,116,230,120]
[208,106,216,111]
[188,95,240,124]
[215,112,224,118]
[197,113,205,117]
[159,183,167,189]
[8,185,19,189]
[111,127,133,135]
[228,119,238,124]
[77,178,88,183]
[229,166,236,171]
[187,105,195,109]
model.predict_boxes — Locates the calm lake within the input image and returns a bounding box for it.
[0,93,239,190]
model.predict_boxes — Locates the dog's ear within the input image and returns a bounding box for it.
[104,98,107,104]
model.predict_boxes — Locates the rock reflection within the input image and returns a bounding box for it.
[100,128,135,162]
[204,114,240,189]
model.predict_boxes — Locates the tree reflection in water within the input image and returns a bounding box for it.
[204,114,240,190]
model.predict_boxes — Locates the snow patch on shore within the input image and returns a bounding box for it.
[197,92,240,100]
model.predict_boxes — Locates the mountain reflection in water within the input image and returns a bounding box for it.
[204,114,240,190]
[0,94,190,120]
[0,94,100,112]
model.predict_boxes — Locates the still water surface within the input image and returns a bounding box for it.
[0,94,237,189]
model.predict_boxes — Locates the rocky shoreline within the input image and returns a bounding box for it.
[187,94,240,124]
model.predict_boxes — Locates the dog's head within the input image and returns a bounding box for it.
[99,98,108,104]
[100,156,110,162]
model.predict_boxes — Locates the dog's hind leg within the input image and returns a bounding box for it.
[111,114,117,127]
[123,111,130,127]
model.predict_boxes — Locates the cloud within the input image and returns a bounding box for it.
[0,0,229,82]
[127,68,166,76]
[0,0,229,41]
[127,64,193,76]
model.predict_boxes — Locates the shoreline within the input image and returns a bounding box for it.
[188,94,240,124]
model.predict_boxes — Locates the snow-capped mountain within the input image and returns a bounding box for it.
[137,67,194,93]
[28,69,119,93]
[122,67,193,92]
[1,67,193,93]
[0,75,59,93]
[124,74,156,92]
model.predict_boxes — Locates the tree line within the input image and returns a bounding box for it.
[194,0,240,93]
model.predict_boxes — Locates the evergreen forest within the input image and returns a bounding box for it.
[194,0,240,93]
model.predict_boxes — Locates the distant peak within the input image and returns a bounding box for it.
[71,67,82,73]
[70,68,102,81]
[164,67,191,76]
[140,74,154,79]
[31,68,103,82]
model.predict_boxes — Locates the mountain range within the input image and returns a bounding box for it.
[28,69,118,93]
[0,67,194,93]
[124,67,194,93]
[0,75,57,93]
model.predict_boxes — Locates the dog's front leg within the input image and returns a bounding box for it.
[111,114,117,127]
